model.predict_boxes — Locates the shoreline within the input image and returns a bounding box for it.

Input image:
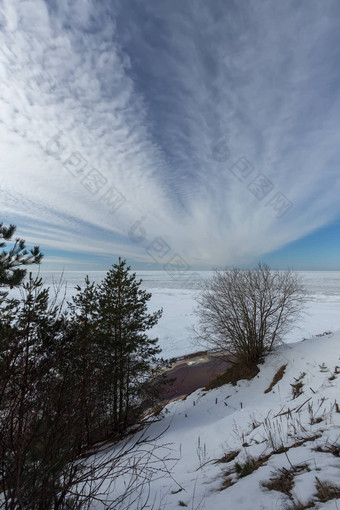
[158,350,234,402]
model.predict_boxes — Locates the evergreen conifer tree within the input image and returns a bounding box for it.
[67,276,106,445]
[0,222,43,288]
[97,258,163,433]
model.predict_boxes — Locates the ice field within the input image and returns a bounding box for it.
[33,270,340,359]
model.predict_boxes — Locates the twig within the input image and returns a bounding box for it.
[295,397,312,413]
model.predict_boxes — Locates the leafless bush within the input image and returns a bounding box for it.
[195,264,305,366]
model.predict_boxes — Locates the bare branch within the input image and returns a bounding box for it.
[194,264,305,366]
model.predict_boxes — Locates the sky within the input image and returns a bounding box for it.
[1,0,340,272]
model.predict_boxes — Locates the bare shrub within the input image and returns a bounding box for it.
[195,264,305,366]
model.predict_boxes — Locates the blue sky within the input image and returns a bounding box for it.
[263,221,340,271]
[1,0,340,271]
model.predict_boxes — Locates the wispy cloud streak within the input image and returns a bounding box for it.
[1,0,340,268]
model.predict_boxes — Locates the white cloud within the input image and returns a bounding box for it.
[1,0,340,269]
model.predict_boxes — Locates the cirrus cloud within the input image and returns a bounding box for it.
[1,0,340,269]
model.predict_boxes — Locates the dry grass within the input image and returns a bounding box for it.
[284,501,315,510]
[219,454,270,491]
[315,477,340,502]
[290,434,322,449]
[234,454,270,478]
[314,443,340,457]
[262,469,294,496]
[291,381,304,399]
[263,464,313,509]
[264,364,287,393]
[216,450,240,464]
[219,476,235,491]
[171,488,183,495]
[262,471,340,509]
[291,372,306,399]
[206,363,260,390]
[310,416,323,425]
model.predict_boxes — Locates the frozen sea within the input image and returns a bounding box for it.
[24,270,340,359]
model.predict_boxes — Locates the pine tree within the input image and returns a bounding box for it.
[0,222,43,288]
[0,236,169,506]
[97,258,163,433]
[67,276,105,445]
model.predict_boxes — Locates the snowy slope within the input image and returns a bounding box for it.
[101,332,340,510]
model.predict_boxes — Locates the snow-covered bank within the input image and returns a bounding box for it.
[100,332,340,509]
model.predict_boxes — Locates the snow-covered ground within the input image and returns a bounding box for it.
[18,269,340,507]
[35,270,340,358]
[96,332,340,509]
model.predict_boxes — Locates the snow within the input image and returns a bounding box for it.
[142,270,340,358]
[93,332,340,509]
[31,270,340,358]
[11,269,340,507]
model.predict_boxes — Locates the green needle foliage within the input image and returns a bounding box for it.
[68,258,165,436]
[0,222,168,508]
[0,258,167,508]
[0,222,43,288]
[97,258,163,432]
